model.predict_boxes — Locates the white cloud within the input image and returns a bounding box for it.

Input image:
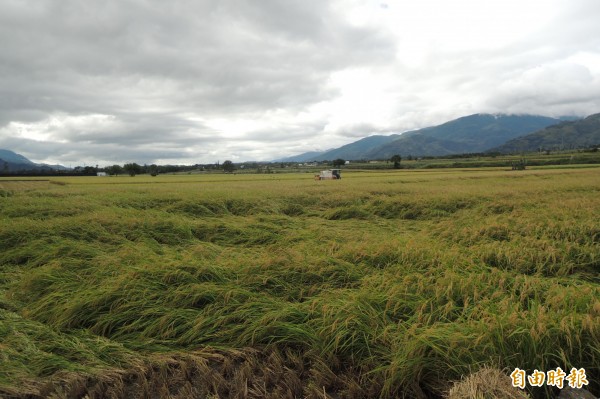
[0,0,599,165]
[1,114,117,143]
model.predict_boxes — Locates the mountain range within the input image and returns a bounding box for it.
[279,113,597,161]
[2,113,599,170]
[0,149,67,172]
[492,113,600,153]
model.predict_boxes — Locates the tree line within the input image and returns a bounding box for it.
[1,155,406,177]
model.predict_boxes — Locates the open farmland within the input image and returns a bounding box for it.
[1,168,599,398]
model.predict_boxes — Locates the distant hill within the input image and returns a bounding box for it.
[0,149,66,173]
[367,134,466,158]
[491,113,600,153]
[0,149,36,166]
[310,134,401,161]
[274,150,327,162]
[366,114,566,159]
[278,113,569,162]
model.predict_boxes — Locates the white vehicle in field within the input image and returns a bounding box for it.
[315,169,341,180]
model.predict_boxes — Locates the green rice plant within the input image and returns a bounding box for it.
[0,308,137,391]
[325,205,371,220]
[1,168,599,397]
[191,220,282,247]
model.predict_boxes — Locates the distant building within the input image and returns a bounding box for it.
[97,172,107,176]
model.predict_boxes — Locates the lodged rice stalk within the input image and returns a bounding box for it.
[0,168,599,398]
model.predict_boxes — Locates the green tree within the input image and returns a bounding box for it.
[332,158,346,167]
[123,163,142,176]
[222,160,235,173]
[149,164,159,176]
[390,154,402,169]
[106,165,123,176]
[83,166,97,175]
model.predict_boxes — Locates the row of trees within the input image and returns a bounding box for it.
[103,163,223,176]
[48,155,406,177]
[331,155,402,169]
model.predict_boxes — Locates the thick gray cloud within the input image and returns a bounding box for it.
[0,0,599,165]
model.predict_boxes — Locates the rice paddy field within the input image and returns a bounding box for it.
[1,167,599,398]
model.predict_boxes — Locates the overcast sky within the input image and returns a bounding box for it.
[1,0,599,166]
